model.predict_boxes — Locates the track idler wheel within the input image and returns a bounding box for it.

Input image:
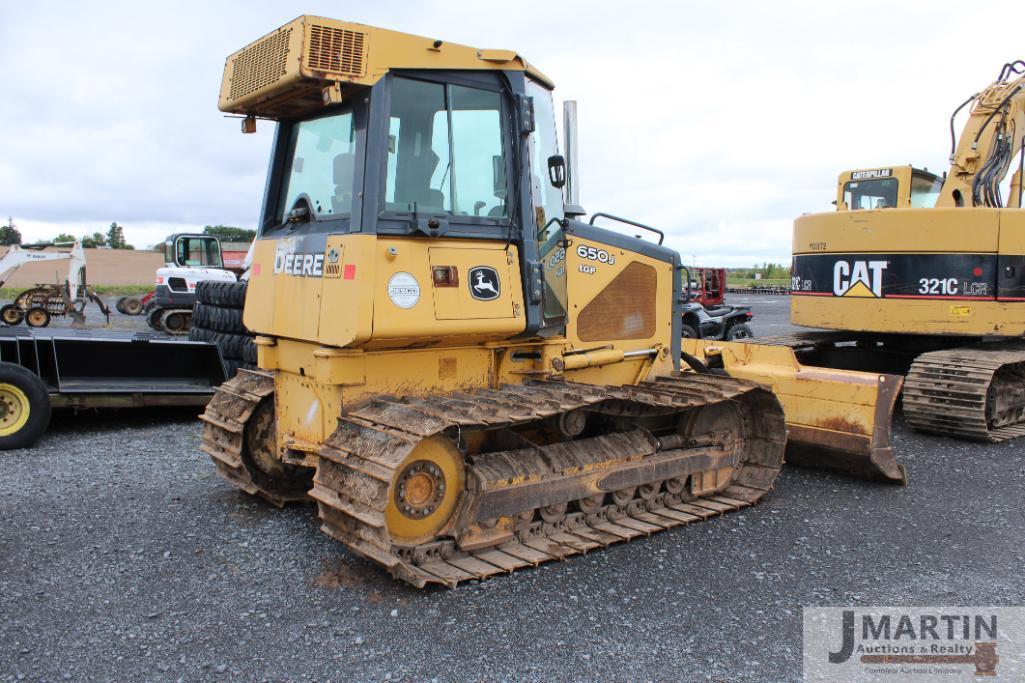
[384,436,466,545]
[160,309,191,335]
[240,398,312,500]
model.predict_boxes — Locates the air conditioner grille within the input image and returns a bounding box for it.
[228,28,293,101]
[306,25,367,76]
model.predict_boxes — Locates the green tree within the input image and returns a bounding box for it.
[53,232,76,244]
[107,222,126,249]
[203,225,256,242]
[0,217,21,246]
[82,232,108,248]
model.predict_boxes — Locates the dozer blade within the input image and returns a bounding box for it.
[682,338,906,484]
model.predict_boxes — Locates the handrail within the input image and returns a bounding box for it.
[588,212,665,245]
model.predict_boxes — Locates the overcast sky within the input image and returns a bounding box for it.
[2,1,1023,265]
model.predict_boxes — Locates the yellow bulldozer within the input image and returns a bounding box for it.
[201,16,788,587]
[685,60,1025,483]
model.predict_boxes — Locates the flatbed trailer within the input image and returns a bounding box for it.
[0,328,226,448]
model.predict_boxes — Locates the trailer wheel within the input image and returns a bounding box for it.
[1,305,24,326]
[25,307,50,328]
[115,297,128,314]
[0,363,51,449]
[122,296,144,315]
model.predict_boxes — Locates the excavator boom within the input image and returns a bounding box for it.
[939,60,1025,209]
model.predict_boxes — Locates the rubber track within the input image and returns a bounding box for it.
[903,341,1025,441]
[311,374,785,588]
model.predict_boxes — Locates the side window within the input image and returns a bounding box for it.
[449,86,505,217]
[279,110,356,220]
[384,77,507,218]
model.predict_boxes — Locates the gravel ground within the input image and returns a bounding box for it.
[2,294,1024,682]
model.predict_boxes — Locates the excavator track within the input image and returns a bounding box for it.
[903,342,1025,441]
[309,373,785,588]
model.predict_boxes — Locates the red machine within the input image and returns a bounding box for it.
[690,267,726,307]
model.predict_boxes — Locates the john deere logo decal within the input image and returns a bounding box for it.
[833,260,887,297]
[469,266,500,301]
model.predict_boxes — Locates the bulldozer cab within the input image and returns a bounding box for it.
[226,17,679,363]
[836,166,942,210]
[164,234,223,268]
[253,65,568,336]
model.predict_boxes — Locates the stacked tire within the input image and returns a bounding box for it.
[189,281,256,379]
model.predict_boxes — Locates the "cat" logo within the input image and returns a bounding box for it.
[833,260,887,297]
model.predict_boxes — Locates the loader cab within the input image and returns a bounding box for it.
[836,166,942,210]
[258,68,568,337]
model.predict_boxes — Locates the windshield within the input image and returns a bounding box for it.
[279,108,356,221]
[384,77,508,217]
[175,236,221,267]
[910,172,943,208]
[843,178,898,210]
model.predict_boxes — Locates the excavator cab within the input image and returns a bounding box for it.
[836,166,943,210]
[163,234,223,268]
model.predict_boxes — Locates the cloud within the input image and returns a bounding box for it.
[1,0,1022,264]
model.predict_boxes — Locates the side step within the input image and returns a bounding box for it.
[682,336,906,484]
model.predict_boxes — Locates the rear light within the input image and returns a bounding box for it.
[745,312,753,318]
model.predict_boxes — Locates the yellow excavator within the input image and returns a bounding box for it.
[685,60,1025,482]
[201,16,787,587]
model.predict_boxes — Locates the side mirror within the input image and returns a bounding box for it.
[547,155,566,189]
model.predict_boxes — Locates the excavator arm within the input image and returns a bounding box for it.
[0,244,74,289]
[938,60,1025,209]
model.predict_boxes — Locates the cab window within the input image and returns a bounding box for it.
[175,237,221,267]
[278,108,356,221]
[843,178,898,209]
[384,77,507,218]
[910,172,943,208]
